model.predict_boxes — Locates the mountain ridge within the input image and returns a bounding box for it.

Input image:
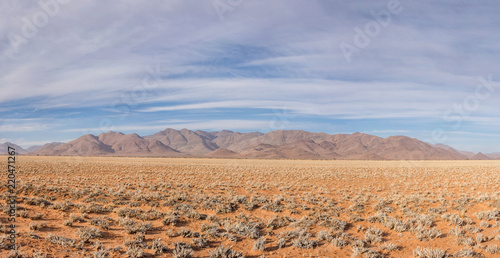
[2,129,499,160]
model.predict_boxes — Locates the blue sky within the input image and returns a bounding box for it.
[1,0,500,153]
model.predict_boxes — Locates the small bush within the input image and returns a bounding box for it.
[209,244,244,258]
[253,237,266,251]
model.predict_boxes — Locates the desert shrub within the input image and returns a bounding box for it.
[179,228,200,238]
[185,209,207,220]
[413,246,446,258]
[173,241,194,258]
[267,216,295,230]
[29,222,47,231]
[209,244,243,258]
[331,237,347,248]
[162,214,180,226]
[30,212,44,220]
[476,233,485,243]
[486,244,500,254]
[427,207,447,214]
[379,242,398,251]
[80,203,113,214]
[192,237,208,248]
[92,249,110,258]
[292,236,317,249]
[441,213,465,226]
[475,209,499,221]
[51,202,70,211]
[216,202,238,214]
[32,251,48,258]
[480,221,489,228]
[138,208,164,221]
[126,246,144,258]
[452,248,478,257]
[166,229,179,237]
[119,218,152,234]
[152,238,169,255]
[317,230,331,241]
[90,216,111,230]
[277,237,286,248]
[7,249,25,258]
[349,214,363,223]
[253,237,266,251]
[17,210,29,218]
[24,197,52,207]
[457,236,475,246]
[69,213,85,223]
[76,226,103,242]
[116,207,142,218]
[321,218,347,231]
[222,233,238,242]
[224,221,260,239]
[261,200,283,212]
[416,227,442,241]
[46,234,76,247]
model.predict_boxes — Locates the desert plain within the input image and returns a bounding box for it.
[1,156,500,257]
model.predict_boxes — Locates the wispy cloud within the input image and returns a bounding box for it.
[63,120,270,134]
[1,1,499,152]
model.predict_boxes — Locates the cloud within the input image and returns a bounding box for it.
[63,119,271,134]
[0,122,51,132]
[1,1,500,152]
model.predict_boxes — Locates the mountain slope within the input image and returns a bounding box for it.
[144,128,218,155]
[37,134,114,156]
[21,128,499,160]
[0,142,27,154]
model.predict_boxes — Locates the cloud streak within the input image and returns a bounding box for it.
[1,0,499,152]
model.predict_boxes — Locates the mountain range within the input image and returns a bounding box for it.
[2,129,499,160]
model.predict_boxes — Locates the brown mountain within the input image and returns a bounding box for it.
[26,142,64,153]
[205,148,240,158]
[434,143,476,158]
[0,142,27,154]
[26,128,498,160]
[487,153,500,159]
[470,152,492,160]
[37,134,115,156]
[98,131,179,156]
[144,128,218,155]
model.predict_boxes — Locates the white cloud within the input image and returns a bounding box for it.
[63,120,270,134]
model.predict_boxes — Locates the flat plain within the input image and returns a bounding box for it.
[1,156,500,257]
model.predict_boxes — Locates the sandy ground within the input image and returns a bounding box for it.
[1,156,500,257]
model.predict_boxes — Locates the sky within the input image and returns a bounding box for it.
[1,0,499,153]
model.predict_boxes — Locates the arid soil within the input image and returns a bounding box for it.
[1,156,500,257]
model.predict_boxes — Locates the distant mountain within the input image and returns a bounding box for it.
[434,143,475,158]
[0,142,27,154]
[26,142,64,153]
[144,128,218,155]
[35,134,115,156]
[487,153,500,159]
[34,132,180,157]
[3,128,497,160]
[471,152,492,160]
